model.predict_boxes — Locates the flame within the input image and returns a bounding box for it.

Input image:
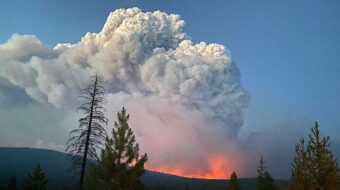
[146,156,232,179]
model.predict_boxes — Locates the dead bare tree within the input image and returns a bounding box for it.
[66,75,108,190]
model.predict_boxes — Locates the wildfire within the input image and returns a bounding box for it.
[146,156,231,179]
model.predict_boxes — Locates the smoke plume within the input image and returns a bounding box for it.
[0,8,250,178]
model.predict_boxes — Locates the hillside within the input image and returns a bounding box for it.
[0,147,283,189]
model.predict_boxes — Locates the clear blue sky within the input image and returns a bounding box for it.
[1,0,339,137]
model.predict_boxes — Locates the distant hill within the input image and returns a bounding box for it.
[0,147,285,190]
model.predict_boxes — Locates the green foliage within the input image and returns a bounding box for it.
[226,171,241,190]
[24,164,48,190]
[290,122,340,190]
[256,156,276,190]
[87,107,148,190]
[4,176,18,190]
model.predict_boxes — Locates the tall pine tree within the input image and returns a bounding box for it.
[66,75,108,190]
[256,156,276,190]
[25,164,48,190]
[226,171,241,190]
[87,107,148,190]
[290,122,340,190]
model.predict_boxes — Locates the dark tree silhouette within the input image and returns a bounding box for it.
[25,164,48,190]
[87,107,148,190]
[66,75,108,190]
[290,122,340,190]
[226,171,241,190]
[4,176,17,190]
[256,156,276,190]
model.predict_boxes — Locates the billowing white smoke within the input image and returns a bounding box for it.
[0,8,249,177]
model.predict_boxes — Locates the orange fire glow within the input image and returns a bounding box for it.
[146,156,232,179]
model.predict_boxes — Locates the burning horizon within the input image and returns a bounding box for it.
[146,155,232,179]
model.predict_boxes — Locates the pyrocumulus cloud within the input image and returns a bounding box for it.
[0,8,250,178]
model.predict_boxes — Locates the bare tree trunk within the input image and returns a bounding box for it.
[66,75,107,190]
[79,76,98,190]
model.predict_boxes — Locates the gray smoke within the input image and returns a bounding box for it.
[0,8,251,178]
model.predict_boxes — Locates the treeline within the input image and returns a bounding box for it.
[0,165,48,190]
[226,122,340,190]
[1,75,339,190]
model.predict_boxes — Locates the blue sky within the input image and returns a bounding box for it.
[1,0,339,136]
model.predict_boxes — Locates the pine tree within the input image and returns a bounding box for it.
[291,138,312,190]
[263,171,276,190]
[256,156,276,190]
[25,164,48,190]
[66,75,108,190]
[87,107,148,190]
[4,176,17,190]
[226,171,241,190]
[290,122,340,190]
[257,156,266,180]
[256,156,265,190]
